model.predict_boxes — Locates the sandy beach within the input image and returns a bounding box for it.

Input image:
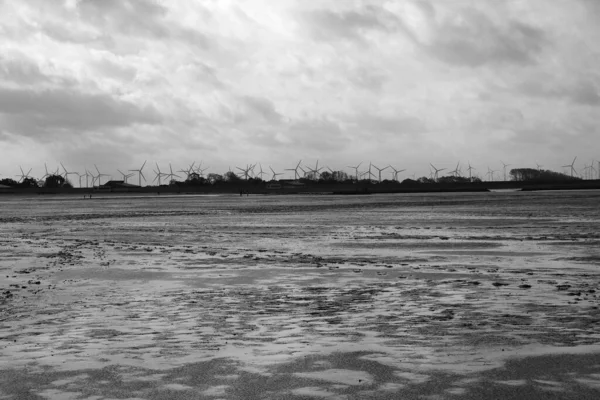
[2,191,600,399]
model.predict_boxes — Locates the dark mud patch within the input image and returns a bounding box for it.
[54,267,171,281]
[334,241,504,250]
[555,256,600,265]
[426,250,549,257]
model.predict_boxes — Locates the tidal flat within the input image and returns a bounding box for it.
[1,191,600,399]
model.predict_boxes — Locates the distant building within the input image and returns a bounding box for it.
[98,180,140,191]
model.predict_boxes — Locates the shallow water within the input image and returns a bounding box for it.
[1,191,600,399]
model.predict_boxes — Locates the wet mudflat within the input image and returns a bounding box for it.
[1,191,600,399]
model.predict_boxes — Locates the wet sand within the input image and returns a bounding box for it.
[1,191,600,399]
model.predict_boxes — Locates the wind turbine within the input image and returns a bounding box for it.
[269,166,283,181]
[582,164,591,180]
[450,162,461,177]
[562,157,577,177]
[389,166,406,182]
[307,160,324,180]
[76,172,86,188]
[348,162,362,181]
[467,162,475,181]
[153,163,166,186]
[285,160,303,180]
[178,162,196,180]
[85,169,96,187]
[94,165,110,186]
[41,163,53,180]
[236,164,253,180]
[194,161,210,177]
[486,167,498,182]
[256,163,267,180]
[589,161,597,181]
[535,162,543,172]
[165,164,181,183]
[429,163,445,181]
[15,166,33,182]
[61,163,78,185]
[370,164,389,182]
[500,160,511,181]
[129,161,147,187]
[117,169,135,183]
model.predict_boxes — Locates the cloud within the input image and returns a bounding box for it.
[430,11,546,66]
[352,112,426,136]
[0,87,161,139]
[390,2,548,67]
[518,77,600,105]
[286,117,345,151]
[300,5,397,43]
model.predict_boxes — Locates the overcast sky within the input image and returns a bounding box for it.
[1,0,599,182]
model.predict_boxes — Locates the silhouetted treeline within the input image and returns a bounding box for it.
[509,168,580,182]
[0,177,39,188]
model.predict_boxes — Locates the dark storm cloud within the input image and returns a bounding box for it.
[427,10,547,67]
[0,87,161,137]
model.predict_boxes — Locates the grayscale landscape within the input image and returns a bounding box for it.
[2,191,600,399]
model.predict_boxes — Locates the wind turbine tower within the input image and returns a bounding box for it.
[94,165,110,186]
[117,169,134,183]
[236,165,253,180]
[389,166,406,182]
[486,167,498,182]
[164,164,181,183]
[60,163,79,185]
[256,163,267,180]
[500,160,511,181]
[450,162,461,177]
[129,161,147,187]
[15,166,33,182]
[561,157,577,177]
[307,160,324,180]
[285,160,303,180]
[467,162,475,182]
[429,163,445,182]
[269,166,283,181]
[371,164,389,182]
[348,162,362,181]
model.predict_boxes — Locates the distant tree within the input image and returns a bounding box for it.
[417,177,435,184]
[510,168,580,182]
[20,177,41,188]
[207,173,223,184]
[0,178,19,187]
[43,174,70,188]
[224,171,241,182]
[332,171,349,181]
[437,176,473,184]
[319,171,333,181]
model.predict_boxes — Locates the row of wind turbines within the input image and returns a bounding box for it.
[6,157,599,188]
